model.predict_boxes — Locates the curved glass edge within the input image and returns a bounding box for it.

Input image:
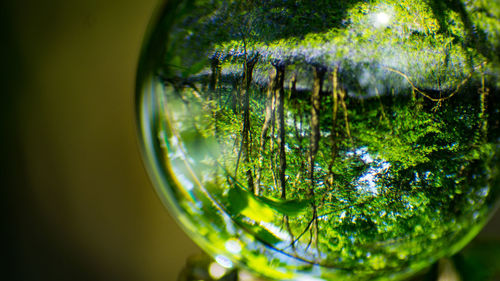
[135,75,306,281]
[132,2,268,278]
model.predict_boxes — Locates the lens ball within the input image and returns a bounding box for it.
[137,1,500,280]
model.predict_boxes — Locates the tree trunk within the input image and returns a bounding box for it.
[308,66,325,252]
[274,63,287,199]
[309,66,325,186]
[339,86,351,141]
[209,57,221,93]
[328,67,340,183]
[241,55,259,192]
[255,68,277,195]
[331,67,339,158]
[289,72,297,99]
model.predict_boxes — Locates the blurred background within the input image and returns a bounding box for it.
[0,0,499,281]
[1,0,201,280]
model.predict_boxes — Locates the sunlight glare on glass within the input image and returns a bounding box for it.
[209,262,227,279]
[225,238,242,254]
[374,11,391,28]
[215,255,233,269]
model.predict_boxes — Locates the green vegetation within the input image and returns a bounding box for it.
[148,0,500,280]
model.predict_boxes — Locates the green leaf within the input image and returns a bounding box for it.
[240,192,275,223]
[228,181,310,220]
[227,185,248,214]
[227,184,274,223]
[258,196,311,217]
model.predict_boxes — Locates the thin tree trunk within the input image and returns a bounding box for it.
[289,72,297,99]
[328,67,340,185]
[269,111,278,192]
[331,68,339,157]
[255,68,277,194]
[240,55,259,192]
[271,63,295,251]
[209,56,221,93]
[309,66,325,188]
[274,63,287,199]
[339,86,351,141]
[308,66,325,252]
[269,67,278,192]
[284,215,296,251]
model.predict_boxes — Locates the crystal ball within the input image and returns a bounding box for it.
[136,1,500,280]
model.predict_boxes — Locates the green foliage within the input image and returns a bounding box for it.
[163,0,499,92]
[153,0,500,280]
[227,181,310,219]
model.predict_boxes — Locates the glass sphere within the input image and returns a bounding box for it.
[136,1,500,280]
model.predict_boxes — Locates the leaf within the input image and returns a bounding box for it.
[227,185,248,214]
[227,183,310,222]
[240,192,275,223]
[258,196,311,216]
[227,184,274,223]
